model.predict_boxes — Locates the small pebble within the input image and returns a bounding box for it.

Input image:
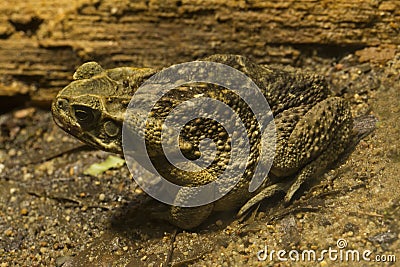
[8,148,16,157]
[10,188,17,194]
[347,231,354,237]
[20,208,29,216]
[296,213,304,219]
[99,193,106,201]
[135,188,143,194]
[4,229,13,236]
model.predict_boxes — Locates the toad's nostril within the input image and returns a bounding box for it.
[56,99,69,111]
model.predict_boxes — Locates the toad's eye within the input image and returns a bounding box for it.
[72,105,98,126]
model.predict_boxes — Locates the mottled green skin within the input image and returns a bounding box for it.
[52,55,354,229]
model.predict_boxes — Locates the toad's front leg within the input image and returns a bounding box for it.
[150,165,217,229]
[151,187,215,229]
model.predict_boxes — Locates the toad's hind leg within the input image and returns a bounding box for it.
[238,97,353,216]
[283,115,377,203]
[272,97,352,176]
[282,97,353,202]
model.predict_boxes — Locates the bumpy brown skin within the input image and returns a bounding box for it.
[52,55,355,229]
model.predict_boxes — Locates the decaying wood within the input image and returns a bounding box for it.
[0,0,399,107]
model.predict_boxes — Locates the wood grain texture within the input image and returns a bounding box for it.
[0,0,399,105]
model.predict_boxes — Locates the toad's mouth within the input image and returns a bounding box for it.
[53,114,123,154]
[52,102,79,134]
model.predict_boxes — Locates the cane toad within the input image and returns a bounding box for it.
[52,55,374,229]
